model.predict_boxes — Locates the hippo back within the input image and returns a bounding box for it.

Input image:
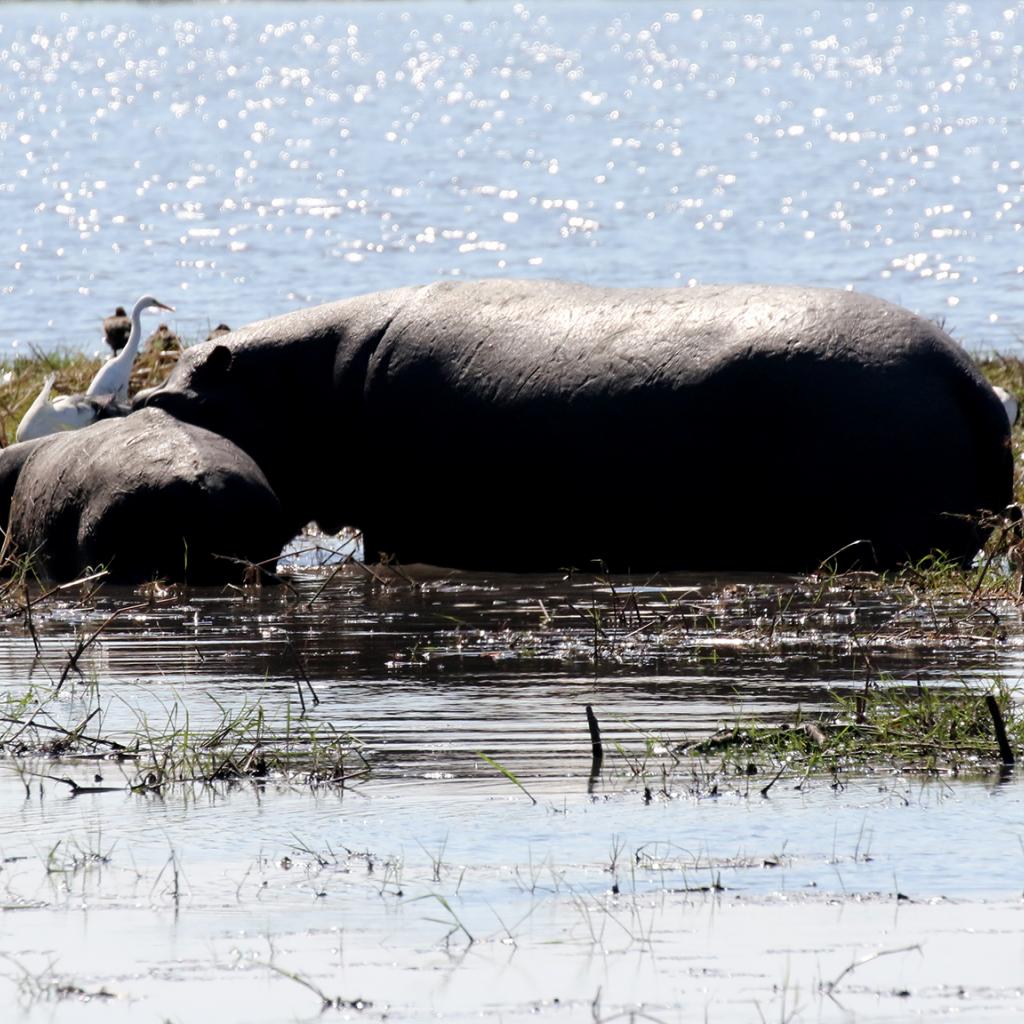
[142,279,1012,572]
[352,281,1011,570]
[6,409,288,583]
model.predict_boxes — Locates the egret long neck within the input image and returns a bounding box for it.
[115,304,145,367]
[24,375,54,418]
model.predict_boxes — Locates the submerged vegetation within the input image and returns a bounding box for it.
[678,681,1021,785]
[0,690,370,793]
[1,677,1019,798]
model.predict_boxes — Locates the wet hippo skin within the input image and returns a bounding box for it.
[0,280,1014,581]
[143,280,1012,574]
[0,409,288,583]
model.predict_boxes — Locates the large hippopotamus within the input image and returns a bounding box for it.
[0,280,1013,582]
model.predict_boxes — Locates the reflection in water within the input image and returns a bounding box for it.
[1,568,1023,1021]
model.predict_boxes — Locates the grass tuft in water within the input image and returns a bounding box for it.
[0,692,371,792]
[476,750,537,804]
[682,681,1023,781]
[0,953,117,1005]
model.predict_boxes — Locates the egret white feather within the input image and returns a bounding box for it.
[15,372,59,442]
[15,373,124,443]
[993,385,1019,428]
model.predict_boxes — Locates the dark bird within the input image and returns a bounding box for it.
[205,323,232,341]
[103,306,131,353]
[144,322,182,353]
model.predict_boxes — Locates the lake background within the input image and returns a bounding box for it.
[2,0,1023,356]
[4,5,1024,1021]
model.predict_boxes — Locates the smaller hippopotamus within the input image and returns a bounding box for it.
[1,409,288,583]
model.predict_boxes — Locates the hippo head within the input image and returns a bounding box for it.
[137,332,343,531]
[137,343,235,431]
[133,291,408,537]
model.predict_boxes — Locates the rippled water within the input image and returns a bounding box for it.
[3,566,1021,784]
[4,3,1024,1019]
[1,571,1024,1020]
[2,1,1024,354]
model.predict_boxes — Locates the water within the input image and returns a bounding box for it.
[4,2,1024,1019]
[2,569,1024,1021]
[2,1,1024,355]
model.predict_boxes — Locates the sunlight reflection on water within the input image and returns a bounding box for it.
[3,6,1024,1018]
[1,1,1023,353]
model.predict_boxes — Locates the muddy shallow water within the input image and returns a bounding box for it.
[1,565,1023,1022]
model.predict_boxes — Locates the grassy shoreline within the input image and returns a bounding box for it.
[0,342,183,447]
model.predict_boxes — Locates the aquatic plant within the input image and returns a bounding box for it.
[678,680,1022,782]
[0,953,116,1006]
[0,691,370,793]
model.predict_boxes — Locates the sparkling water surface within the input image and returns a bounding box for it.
[3,5,1024,1021]
[2,1,1024,354]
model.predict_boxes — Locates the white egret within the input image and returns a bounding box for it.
[15,373,122,443]
[15,295,174,443]
[87,294,174,402]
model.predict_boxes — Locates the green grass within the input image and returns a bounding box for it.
[681,681,1022,781]
[0,691,371,792]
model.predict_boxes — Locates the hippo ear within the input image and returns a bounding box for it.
[193,344,233,385]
